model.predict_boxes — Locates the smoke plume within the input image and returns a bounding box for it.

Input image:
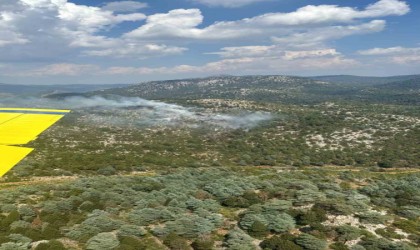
[0,95,272,129]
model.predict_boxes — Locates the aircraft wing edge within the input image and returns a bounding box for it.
[0,145,34,177]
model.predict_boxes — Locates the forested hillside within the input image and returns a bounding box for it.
[95,75,420,105]
[0,75,419,250]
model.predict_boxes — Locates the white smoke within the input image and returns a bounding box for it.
[0,95,272,129]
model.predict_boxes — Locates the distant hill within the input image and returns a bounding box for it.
[375,76,420,91]
[93,75,343,104]
[0,83,130,96]
[94,75,420,105]
[310,75,420,86]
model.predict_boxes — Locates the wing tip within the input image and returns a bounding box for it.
[0,145,34,178]
[0,108,71,114]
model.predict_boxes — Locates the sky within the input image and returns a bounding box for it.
[0,0,419,85]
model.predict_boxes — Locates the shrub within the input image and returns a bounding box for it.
[356,212,388,225]
[164,214,215,238]
[86,232,120,250]
[163,233,190,250]
[240,213,266,232]
[128,208,173,226]
[265,213,295,233]
[117,225,147,238]
[224,228,257,250]
[296,207,327,226]
[97,166,117,176]
[82,210,123,232]
[248,221,269,238]
[34,240,66,250]
[359,236,415,250]
[240,212,295,234]
[260,234,302,250]
[397,206,420,219]
[393,219,420,235]
[2,210,20,227]
[336,225,361,242]
[117,236,144,250]
[65,224,102,242]
[375,228,404,240]
[191,235,214,250]
[41,223,62,239]
[329,242,349,250]
[79,201,97,212]
[294,189,326,206]
[9,221,31,232]
[17,206,37,222]
[1,205,17,213]
[295,233,328,250]
[222,196,251,208]
[0,242,29,250]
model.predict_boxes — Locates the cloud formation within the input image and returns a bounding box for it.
[0,0,170,60]
[358,46,420,55]
[125,1,407,41]
[192,0,270,8]
[0,0,415,82]
[102,1,148,12]
[272,20,386,48]
[23,63,101,76]
[358,46,420,64]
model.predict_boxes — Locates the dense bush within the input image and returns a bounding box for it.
[191,235,214,250]
[358,236,416,250]
[260,234,302,250]
[86,232,120,250]
[295,233,328,250]
[34,240,66,250]
[224,228,257,250]
[1,165,420,249]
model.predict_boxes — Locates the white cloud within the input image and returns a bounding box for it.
[124,9,208,39]
[102,1,148,13]
[358,46,420,55]
[390,55,420,64]
[22,63,100,76]
[125,1,407,41]
[0,0,184,60]
[20,48,357,77]
[0,29,29,47]
[251,0,407,26]
[358,46,420,64]
[0,11,29,47]
[57,2,146,33]
[272,20,386,48]
[0,0,413,80]
[85,43,187,58]
[192,0,270,8]
[102,54,357,76]
[208,46,340,60]
[362,0,410,17]
[206,46,276,58]
[284,49,339,60]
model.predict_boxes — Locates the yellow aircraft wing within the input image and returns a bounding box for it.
[0,108,70,177]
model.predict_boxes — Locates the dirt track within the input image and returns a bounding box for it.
[0,171,155,190]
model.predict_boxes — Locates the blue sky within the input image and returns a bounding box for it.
[0,0,419,84]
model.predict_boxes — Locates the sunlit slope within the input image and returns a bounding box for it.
[0,108,70,177]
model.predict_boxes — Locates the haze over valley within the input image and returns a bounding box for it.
[0,0,419,250]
